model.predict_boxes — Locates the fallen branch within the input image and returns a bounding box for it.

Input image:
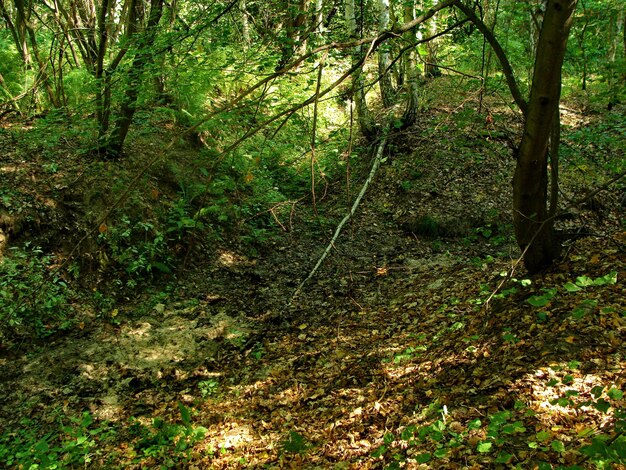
[293,125,391,299]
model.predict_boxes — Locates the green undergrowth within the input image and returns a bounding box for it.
[371,387,625,469]
[0,403,207,469]
[0,244,76,342]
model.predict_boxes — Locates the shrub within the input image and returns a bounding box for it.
[0,244,74,341]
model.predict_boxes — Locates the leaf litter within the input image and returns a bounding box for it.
[0,104,624,468]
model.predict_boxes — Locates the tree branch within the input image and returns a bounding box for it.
[453,0,528,114]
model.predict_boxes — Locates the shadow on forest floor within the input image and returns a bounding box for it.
[0,98,624,469]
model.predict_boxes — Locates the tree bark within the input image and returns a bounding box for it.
[314,0,323,33]
[104,0,164,157]
[608,6,624,102]
[13,0,32,65]
[0,0,27,63]
[278,0,310,69]
[377,0,395,107]
[345,0,376,138]
[402,0,420,125]
[423,0,440,78]
[239,0,250,43]
[513,0,577,273]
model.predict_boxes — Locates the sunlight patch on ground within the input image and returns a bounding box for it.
[524,364,621,430]
[217,250,256,268]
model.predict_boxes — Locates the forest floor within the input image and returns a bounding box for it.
[0,88,625,468]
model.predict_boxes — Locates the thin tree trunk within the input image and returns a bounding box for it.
[377,0,395,107]
[278,0,310,69]
[239,0,250,43]
[480,0,501,110]
[402,0,419,125]
[608,6,624,104]
[513,0,577,273]
[453,0,527,114]
[0,0,26,63]
[576,1,589,90]
[315,0,323,33]
[95,0,112,137]
[105,0,164,157]
[345,0,375,138]
[22,10,60,107]
[14,0,31,65]
[424,0,440,78]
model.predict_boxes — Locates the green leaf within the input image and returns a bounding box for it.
[416,452,431,463]
[563,282,582,292]
[477,441,492,453]
[178,402,191,426]
[434,448,448,458]
[591,386,604,399]
[572,299,597,319]
[527,296,551,307]
[495,451,513,463]
[575,275,594,287]
[593,398,611,413]
[555,397,571,407]
[283,431,309,454]
[371,445,386,458]
[551,440,566,453]
[607,387,624,400]
[400,425,416,441]
[593,271,617,286]
[536,430,551,442]
[527,288,557,307]
[468,418,482,430]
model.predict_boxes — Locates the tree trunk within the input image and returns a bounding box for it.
[608,6,624,103]
[453,0,527,113]
[19,1,60,108]
[513,0,577,273]
[0,0,27,64]
[345,0,375,138]
[377,0,395,107]
[315,0,323,33]
[95,0,112,137]
[105,0,164,157]
[13,0,31,65]
[479,0,501,111]
[423,0,440,78]
[402,0,419,125]
[239,0,250,43]
[278,0,310,69]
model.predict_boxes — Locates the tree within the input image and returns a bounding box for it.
[423,0,441,78]
[401,0,420,125]
[377,0,395,107]
[345,0,376,138]
[102,0,165,157]
[513,0,577,272]
[278,0,311,69]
